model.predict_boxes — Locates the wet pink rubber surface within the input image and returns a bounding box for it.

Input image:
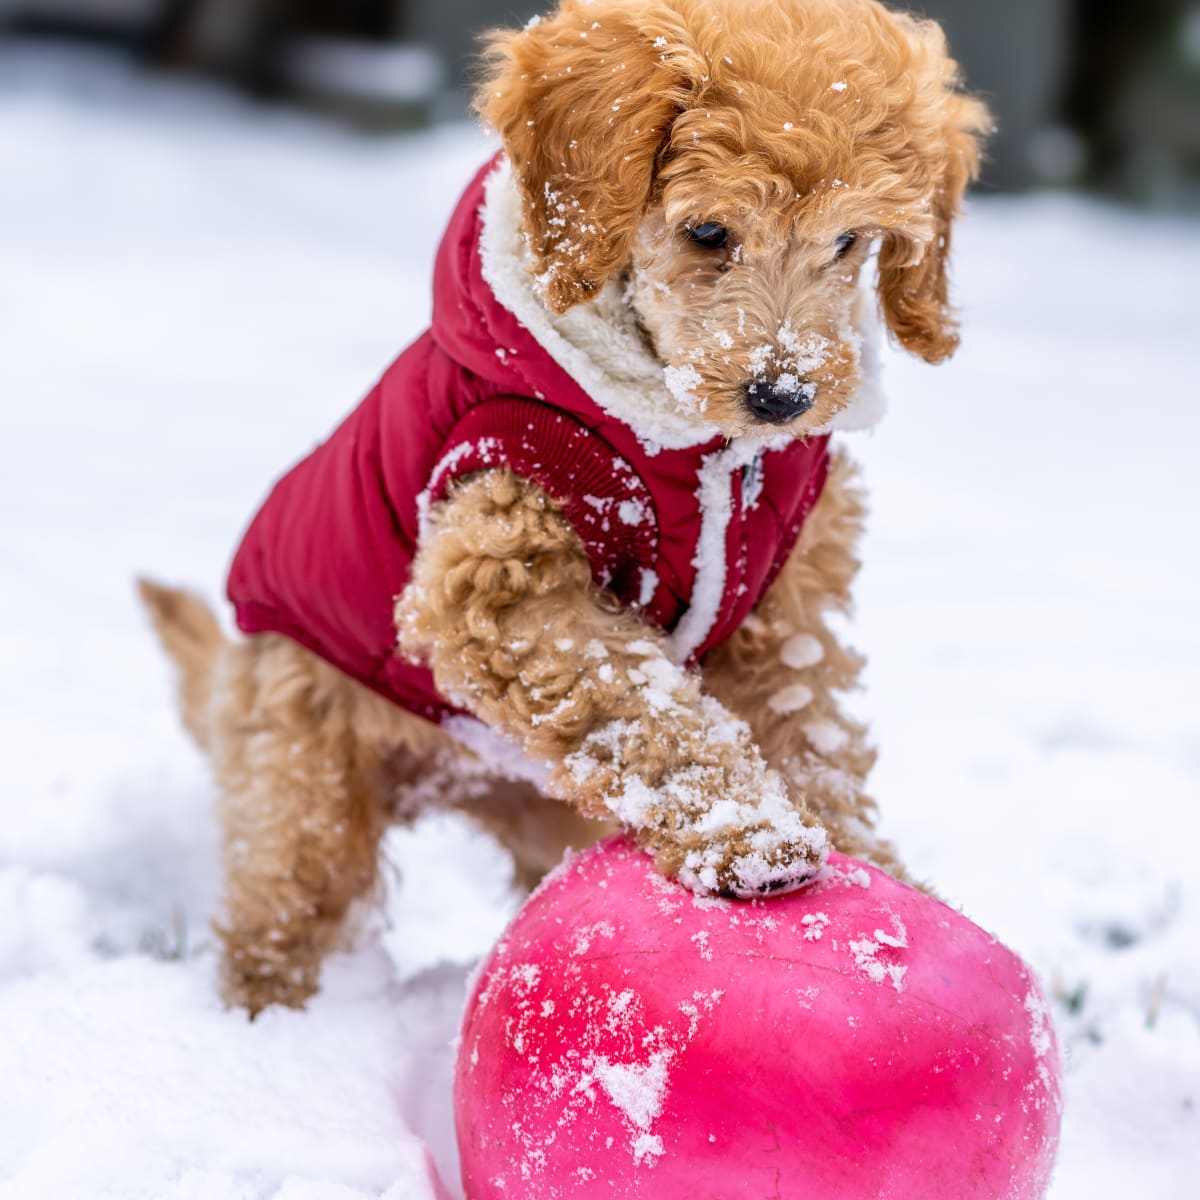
[456,836,1061,1199]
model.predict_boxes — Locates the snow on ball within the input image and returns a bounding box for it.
[455,835,1062,1200]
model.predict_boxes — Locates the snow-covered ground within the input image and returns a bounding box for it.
[1,44,1197,1200]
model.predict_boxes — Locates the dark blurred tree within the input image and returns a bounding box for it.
[5,0,1195,200]
[1058,0,1198,201]
[149,1,404,93]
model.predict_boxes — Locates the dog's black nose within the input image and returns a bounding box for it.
[743,380,817,424]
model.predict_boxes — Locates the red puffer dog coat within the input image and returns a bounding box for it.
[227,157,832,723]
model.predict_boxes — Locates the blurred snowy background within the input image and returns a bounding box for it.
[1,3,1198,1198]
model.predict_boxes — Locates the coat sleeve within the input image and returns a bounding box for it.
[418,396,659,607]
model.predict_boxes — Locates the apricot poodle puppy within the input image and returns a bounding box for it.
[141,0,989,1015]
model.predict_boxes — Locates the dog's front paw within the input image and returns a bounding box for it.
[634,771,829,900]
[712,839,827,900]
[559,699,828,900]
[658,816,828,899]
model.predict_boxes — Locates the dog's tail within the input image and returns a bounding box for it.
[137,578,226,752]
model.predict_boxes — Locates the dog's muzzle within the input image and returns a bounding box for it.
[743,379,817,425]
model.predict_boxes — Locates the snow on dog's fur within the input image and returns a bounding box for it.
[141,0,988,1015]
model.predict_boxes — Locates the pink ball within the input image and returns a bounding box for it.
[455,835,1062,1199]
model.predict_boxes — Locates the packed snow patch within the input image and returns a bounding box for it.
[590,1049,674,1132]
[849,916,910,991]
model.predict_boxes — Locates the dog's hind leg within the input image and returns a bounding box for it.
[140,583,391,1011]
[201,634,403,1015]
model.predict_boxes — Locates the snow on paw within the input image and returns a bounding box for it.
[679,822,829,900]
[636,793,829,900]
[717,847,827,899]
[559,689,830,901]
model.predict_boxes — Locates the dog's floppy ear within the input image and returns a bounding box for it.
[876,48,991,364]
[476,1,697,313]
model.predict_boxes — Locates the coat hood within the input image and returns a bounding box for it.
[432,155,887,457]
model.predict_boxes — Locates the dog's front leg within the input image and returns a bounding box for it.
[396,469,828,897]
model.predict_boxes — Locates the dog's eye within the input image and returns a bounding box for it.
[834,231,858,259]
[686,222,729,249]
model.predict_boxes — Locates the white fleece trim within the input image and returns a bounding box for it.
[441,715,551,789]
[480,159,709,456]
[667,439,764,664]
[415,436,505,539]
[479,158,887,453]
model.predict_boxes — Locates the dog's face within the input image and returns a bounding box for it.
[624,161,877,437]
[478,0,991,439]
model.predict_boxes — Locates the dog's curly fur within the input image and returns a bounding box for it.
[481,0,989,429]
[141,0,988,1015]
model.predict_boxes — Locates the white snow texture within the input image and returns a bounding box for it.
[1,43,1198,1200]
